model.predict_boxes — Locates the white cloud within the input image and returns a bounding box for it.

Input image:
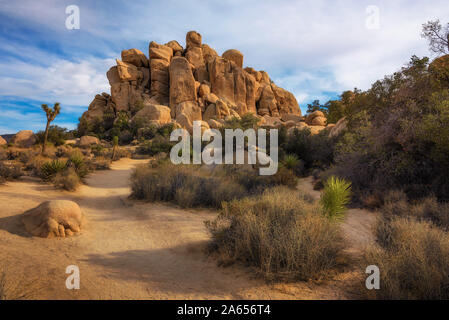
[1,0,449,118]
[0,56,113,106]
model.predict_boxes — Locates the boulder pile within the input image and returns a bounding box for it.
[80,31,329,134]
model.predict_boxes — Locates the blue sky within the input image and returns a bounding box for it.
[0,0,448,134]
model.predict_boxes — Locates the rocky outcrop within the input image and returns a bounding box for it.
[133,103,171,126]
[0,136,6,146]
[79,135,100,147]
[305,111,326,126]
[21,200,85,238]
[329,117,347,137]
[80,31,302,133]
[10,130,37,148]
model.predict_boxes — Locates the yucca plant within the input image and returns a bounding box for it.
[67,151,88,178]
[40,159,67,181]
[320,176,352,219]
[282,154,300,170]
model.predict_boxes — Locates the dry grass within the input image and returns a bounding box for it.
[381,190,449,230]
[53,167,81,191]
[130,162,297,209]
[206,187,345,281]
[130,163,246,208]
[363,216,449,299]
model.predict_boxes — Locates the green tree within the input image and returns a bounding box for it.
[41,103,61,154]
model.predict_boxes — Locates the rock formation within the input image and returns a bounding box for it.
[80,31,303,133]
[0,136,6,146]
[10,130,37,148]
[21,200,85,238]
[78,135,100,147]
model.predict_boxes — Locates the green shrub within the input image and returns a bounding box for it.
[282,127,337,172]
[320,176,352,219]
[206,187,345,280]
[281,154,304,175]
[36,125,69,147]
[66,151,88,178]
[363,216,449,299]
[136,135,173,156]
[40,159,67,181]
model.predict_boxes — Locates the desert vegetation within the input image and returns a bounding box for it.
[205,187,345,281]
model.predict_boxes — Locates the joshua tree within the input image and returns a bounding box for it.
[41,103,61,154]
[421,19,449,55]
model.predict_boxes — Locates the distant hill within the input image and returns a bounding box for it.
[0,134,15,143]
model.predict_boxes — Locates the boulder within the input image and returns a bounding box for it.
[186,31,202,50]
[0,136,7,145]
[175,101,202,133]
[10,130,37,148]
[149,41,173,63]
[283,120,297,128]
[121,48,149,68]
[106,66,121,85]
[21,200,85,238]
[198,83,211,97]
[305,110,326,125]
[79,136,100,147]
[133,104,171,126]
[165,40,183,56]
[169,57,197,109]
[309,125,326,135]
[222,49,244,68]
[258,85,278,117]
[202,44,218,63]
[207,119,222,129]
[261,115,282,128]
[311,116,326,126]
[116,59,142,82]
[281,113,303,122]
[271,84,301,116]
[329,117,347,137]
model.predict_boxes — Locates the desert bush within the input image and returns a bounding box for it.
[53,167,80,191]
[363,216,449,299]
[282,127,337,172]
[0,148,7,161]
[86,157,111,170]
[0,162,22,182]
[36,125,69,147]
[40,159,67,181]
[206,187,345,280]
[136,135,173,156]
[131,163,246,208]
[66,151,88,178]
[320,176,352,219]
[227,165,297,192]
[331,57,449,201]
[381,190,449,230]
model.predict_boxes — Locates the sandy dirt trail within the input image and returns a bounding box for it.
[0,159,375,299]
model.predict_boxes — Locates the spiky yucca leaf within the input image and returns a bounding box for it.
[320,176,352,219]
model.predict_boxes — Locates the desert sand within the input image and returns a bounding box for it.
[0,159,377,299]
